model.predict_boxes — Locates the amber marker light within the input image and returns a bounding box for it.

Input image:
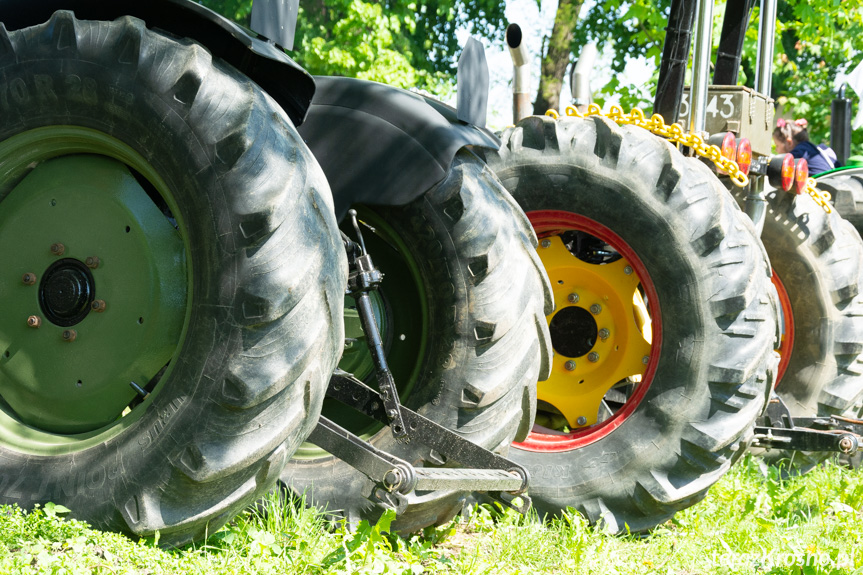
[794,158,809,195]
[736,138,752,175]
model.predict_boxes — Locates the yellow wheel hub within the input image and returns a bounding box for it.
[538,234,652,428]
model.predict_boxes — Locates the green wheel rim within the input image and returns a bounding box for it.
[0,127,191,455]
[294,207,429,459]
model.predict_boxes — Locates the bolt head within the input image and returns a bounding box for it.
[85,256,100,269]
[22,273,37,285]
[568,293,580,304]
[624,265,633,275]
[50,243,66,256]
[598,328,610,340]
[540,239,551,248]
[564,360,576,371]
[91,299,107,312]
[588,352,599,363]
[576,416,588,426]
[26,315,41,328]
[590,304,602,315]
[839,437,855,452]
[642,355,650,364]
[62,329,77,342]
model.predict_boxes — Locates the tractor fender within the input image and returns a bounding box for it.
[0,0,315,126]
[299,76,501,220]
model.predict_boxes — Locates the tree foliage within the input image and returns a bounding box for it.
[200,0,505,93]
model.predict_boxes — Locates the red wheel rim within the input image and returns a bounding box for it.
[772,269,794,387]
[514,210,663,452]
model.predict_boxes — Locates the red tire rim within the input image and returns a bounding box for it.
[514,210,662,452]
[772,269,794,387]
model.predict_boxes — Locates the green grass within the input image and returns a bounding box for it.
[2,456,863,574]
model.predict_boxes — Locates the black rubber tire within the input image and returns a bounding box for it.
[818,168,863,237]
[280,150,553,533]
[0,12,346,546]
[730,184,863,469]
[482,115,779,533]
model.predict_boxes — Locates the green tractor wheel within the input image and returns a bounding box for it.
[0,12,346,546]
[280,150,552,533]
[483,115,779,533]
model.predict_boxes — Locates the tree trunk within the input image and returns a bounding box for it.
[533,0,584,115]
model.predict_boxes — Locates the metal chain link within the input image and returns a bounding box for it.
[543,104,833,213]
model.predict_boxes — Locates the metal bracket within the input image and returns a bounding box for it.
[753,395,863,454]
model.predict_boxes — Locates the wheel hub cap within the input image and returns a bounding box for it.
[39,259,95,327]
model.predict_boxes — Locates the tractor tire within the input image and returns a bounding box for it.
[482,115,779,533]
[817,168,863,237]
[729,184,863,470]
[0,12,346,546]
[281,150,552,533]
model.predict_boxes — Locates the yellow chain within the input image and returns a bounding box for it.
[545,104,749,187]
[545,105,834,213]
[805,177,833,213]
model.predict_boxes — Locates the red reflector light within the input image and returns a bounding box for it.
[794,158,809,195]
[721,132,736,162]
[736,139,752,175]
[780,154,795,192]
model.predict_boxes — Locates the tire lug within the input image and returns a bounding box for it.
[62,329,77,342]
[568,293,580,304]
[624,265,633,275]
[50,243,66,256]
[22,273,37,285]
[588,352,599,363]
[590,304,602,315]
[85,256,100,269]
[27,315,42,328]
[576,416,587,426]
[564,360,576,371]
[540,239,551,248]
[598,328,610,340]
[91,299,107,312]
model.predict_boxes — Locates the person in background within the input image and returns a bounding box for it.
[773,118,840,175]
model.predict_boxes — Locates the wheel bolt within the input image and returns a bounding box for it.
[62,329,77,342]
[91,299,107,312]
[590,304,602,315]
[599,328,610,340]
[564,360,576,371]
[588,352,599,363]
[540,239,551,248]
[22,273,37,285]
[568,293,580,304]
[642,355,650,364]
[27,315,41,328]
[576,416,587,426]
[50,243,66,256]
[85,256,100,269]
[624,266,633,275]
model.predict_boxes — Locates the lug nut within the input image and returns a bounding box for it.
[564,360,576,371]
[22,273,37,285]
[540,239,551,248]
[85,256,100,269]
[91,299,107,312]
[624,265,633,275]
[576,416,588,426]
[599,328,610,340]
[568,293,580,304]
[50,243,66,256]
[590,304,602,315]
[62,329,77,342]
[588,352,599,363]
[642,355,650,364]
[27,315,41,328]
